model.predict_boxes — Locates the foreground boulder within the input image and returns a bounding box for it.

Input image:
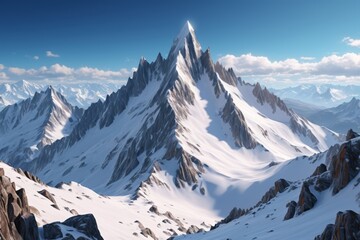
[283,201,297,221]
[260,178,290,204]
[330,134,360,195]
[314,210,360,240]
[44,214,103,240]
[296,182,317,215]
[0,167,39,240]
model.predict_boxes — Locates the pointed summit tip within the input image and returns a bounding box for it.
[169,21,202,59]
[178,20,195,39]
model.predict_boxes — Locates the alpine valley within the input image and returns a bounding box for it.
[1,22,360,240]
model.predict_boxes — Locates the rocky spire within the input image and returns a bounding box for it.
[167,21,202,60]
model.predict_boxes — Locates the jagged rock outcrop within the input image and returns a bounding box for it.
[15,168,44,185]
[296,182,317,215]
[314,172,332,192]
[311,164,327,177]
[346,129,360,141]
[330,133,360,195]
[135,220,158,240]
[314,210,360,240]
[186,225,203,234]
[0,168,39,240]
[44,214,103,240]
[283,201,297,220]
[222,95,256,149]
[259,178,290,204]
[211,207,247,230]
[253,83,289,114]
[38,189,59,209]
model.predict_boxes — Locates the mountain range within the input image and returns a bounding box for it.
[271,84,360,108]
[1,22,359,240]
[0,80,124,110]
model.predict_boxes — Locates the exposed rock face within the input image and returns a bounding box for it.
[14,213,39,240]
[314,172,332,192]
[296,182,317,215]
[314,224,334,240]
[260,178,290,204]
[315,210,360,240]
[311,164,327,177]
[211,207,247,230]
[135,220,158,240]
[0,167,39,240]
[38,189,59,209]
[44,214,104,240]
[222,95,256,149]
[330,136,360,195]
[283,201,297,220]
[253,83,290,114]
[346,128,360,141]
[15,168,44,185]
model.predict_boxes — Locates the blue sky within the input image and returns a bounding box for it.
[0,0,359,87]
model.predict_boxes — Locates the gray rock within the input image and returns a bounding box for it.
[315,210,360,240]
[330,136,360,195]
[283,201,297,220]
[311,164,327,177]
[43,223,62,239]
[296,182,317,215]
[14,213,40,240]
[63,214,103,240]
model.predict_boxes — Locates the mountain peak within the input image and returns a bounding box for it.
[168,21,202,59]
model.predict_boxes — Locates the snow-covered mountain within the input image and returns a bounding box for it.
[307,97,360,133]
[1,21,354,240]
[283,98,325,118]
[270,84,360,108]
[0,80,44,108]
[0,87,83,166]
[0,80,124,109]
[17,20,338,225]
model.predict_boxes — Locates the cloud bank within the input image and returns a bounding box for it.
[218,52,360,87]
[0,63,135,84]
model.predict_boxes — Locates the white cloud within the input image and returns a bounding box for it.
[4,63,134,83]
[300,56,315,61]
[218,52,360,87]
[33,56,39,60]
[343,37,360,48]
[0,64,4,70]
[8,67,27,75]
[50,64,74,75]
[46,51,60,58]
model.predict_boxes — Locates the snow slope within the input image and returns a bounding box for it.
[177,136,360,240]
[0,162,218,239]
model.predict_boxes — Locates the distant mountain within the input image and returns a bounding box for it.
[0,80,124,109]
[307,97,360,133]
[270,84,360,108]
[0,87,83,166]
[283,98,325,118]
